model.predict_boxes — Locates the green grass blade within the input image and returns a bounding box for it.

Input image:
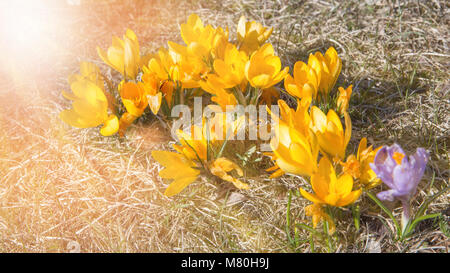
[352,204,360,231]
[366,191,402,239]
[285,191,295,247]
[404,213,441,238]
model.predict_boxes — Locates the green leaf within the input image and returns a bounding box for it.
[352,204,360,231]
[404,213,441,238]
[323,221,333,253]
[365,191,402,240]
[310,233,315,253]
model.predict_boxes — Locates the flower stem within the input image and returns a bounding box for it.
[401,200,411,238]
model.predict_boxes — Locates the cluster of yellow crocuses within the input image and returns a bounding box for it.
[60,13,383,233]
[267,95,381,232]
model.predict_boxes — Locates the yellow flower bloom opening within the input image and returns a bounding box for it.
[341,137,381,189]
[245,44,289,90]
[337,85,352,115]
[97,29,141,79]
[270,122,319,178]
[237,16,273,54]
[300,156,362,207]
[308,47,342,98]
[284,60,319,100]
[310,106,351,160]
[60,62,119,136]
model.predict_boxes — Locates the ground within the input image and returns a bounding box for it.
[0,0,448,252]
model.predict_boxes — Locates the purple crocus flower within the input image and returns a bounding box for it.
[370,144,429,222]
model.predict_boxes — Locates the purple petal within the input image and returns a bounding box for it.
[392,163,416,199]
[377,189,398,202]
[373,144,430,204]
[373,146,388,165]
[411,148,428,181]
[371,146,395,188]
[387,143,405,157]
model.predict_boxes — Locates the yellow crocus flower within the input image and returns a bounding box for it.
[117,81,149,136]
[144,47,176,82]
[67,61,103,87]
[270,122,319,177]
[143,50,177,108]
[180,13,207,45]
[300,156,362,207]
[308,47,342,97]
[152,151,248,197]
[336,84,352,115]
[179,13,229,60]
[167,42,209,88]
[60,79,119,136]
[63,61,116,112]
[119,81,148,117]
[151,150,201,197]
[141,73,163,115]
[340,137,381,189]
[245,44,289,89]
[237,16,273,54]
[174,126,209,162]
[284,60,319,100]
[266,98,313,178]
[276,97,312,137]
[97,29,140,79]
[310,106,351,160]
[212,43,248,88]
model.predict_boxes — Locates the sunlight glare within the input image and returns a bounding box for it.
[0,0,63,85]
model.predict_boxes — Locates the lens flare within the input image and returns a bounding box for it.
[0,0,63,86]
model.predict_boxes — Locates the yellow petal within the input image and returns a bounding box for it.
[310,106,327,132]
[71,79,107,104]
[100,114,119,136]
[336,173,353,196]
[152,151,199,176]
[344,111,352,148]
[164,176,199,197]
[107,46,125,74]
[250,74,270,88]
[59,109,99,128]
[336,189,362,207]
[299,188,323,204]
[147,93,162,115]
[122,99,144,117]
[357,137,367,161]
[327,109,343,133]
[210,158,249,190]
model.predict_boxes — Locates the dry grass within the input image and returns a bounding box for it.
[0,0,448,253]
